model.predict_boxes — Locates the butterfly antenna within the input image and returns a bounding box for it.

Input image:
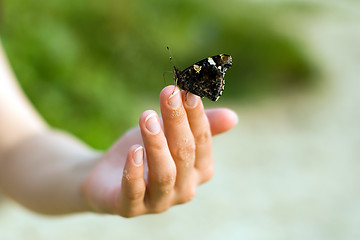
[166,46,178,69]
[166,46,179,92]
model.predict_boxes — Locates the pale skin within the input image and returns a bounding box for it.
[0,40,238,217]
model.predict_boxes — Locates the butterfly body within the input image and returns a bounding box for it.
[174,54,232,101]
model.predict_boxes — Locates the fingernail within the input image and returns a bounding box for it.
[133,146,144,166]
[168,89,181,109]
[185,92,199,108]
[145,112,160,134]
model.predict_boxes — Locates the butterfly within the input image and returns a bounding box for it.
[173,54,232,101]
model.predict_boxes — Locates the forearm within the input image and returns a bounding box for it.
[0,40,47,153]
[0,129,100,214]
[0,40,98,214]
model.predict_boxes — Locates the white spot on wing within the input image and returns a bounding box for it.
[207,57,216,66]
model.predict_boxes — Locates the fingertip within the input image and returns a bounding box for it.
[206,108,238,135]
[123,145,145,183]
[160,86,182,110]
[160,85,179,100]
[224,108,239,126]
[139,110,156,124]
[133,145,144,166]
[127,144,144,167]
[181,91,200,109]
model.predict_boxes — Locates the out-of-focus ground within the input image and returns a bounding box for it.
[1,1,360,239]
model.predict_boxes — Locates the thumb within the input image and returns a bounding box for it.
[205,108,238,136]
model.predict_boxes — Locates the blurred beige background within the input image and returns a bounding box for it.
[1,1,360,239]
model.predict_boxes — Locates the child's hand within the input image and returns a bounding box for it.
[82,86,238,217]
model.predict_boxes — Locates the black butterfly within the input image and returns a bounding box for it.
[173,54,232,101]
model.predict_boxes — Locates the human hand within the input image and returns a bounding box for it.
[82,85,238,217]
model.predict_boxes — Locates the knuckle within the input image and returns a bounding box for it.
[122,174,145,201]
[194,130,211,145]
[150,141,164,152]
[175,142,196,164]
[156,171,176,187]
[126,189,145,201]
[122,170,142,184]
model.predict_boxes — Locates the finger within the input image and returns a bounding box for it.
[160,86,197,201]
[182,91,213,181]
[139,110,176,212]
[205,108,238,136]
[118,145,146,217]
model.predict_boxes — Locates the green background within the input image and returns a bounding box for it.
[0,0,317,149]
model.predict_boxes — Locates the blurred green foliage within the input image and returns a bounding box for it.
[0,0,317,149]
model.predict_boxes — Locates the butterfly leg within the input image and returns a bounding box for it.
[172,85,177,95]
[185,91,189,101]
[172,76,178,95]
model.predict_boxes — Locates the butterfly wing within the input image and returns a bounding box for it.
[175,54,232,101]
